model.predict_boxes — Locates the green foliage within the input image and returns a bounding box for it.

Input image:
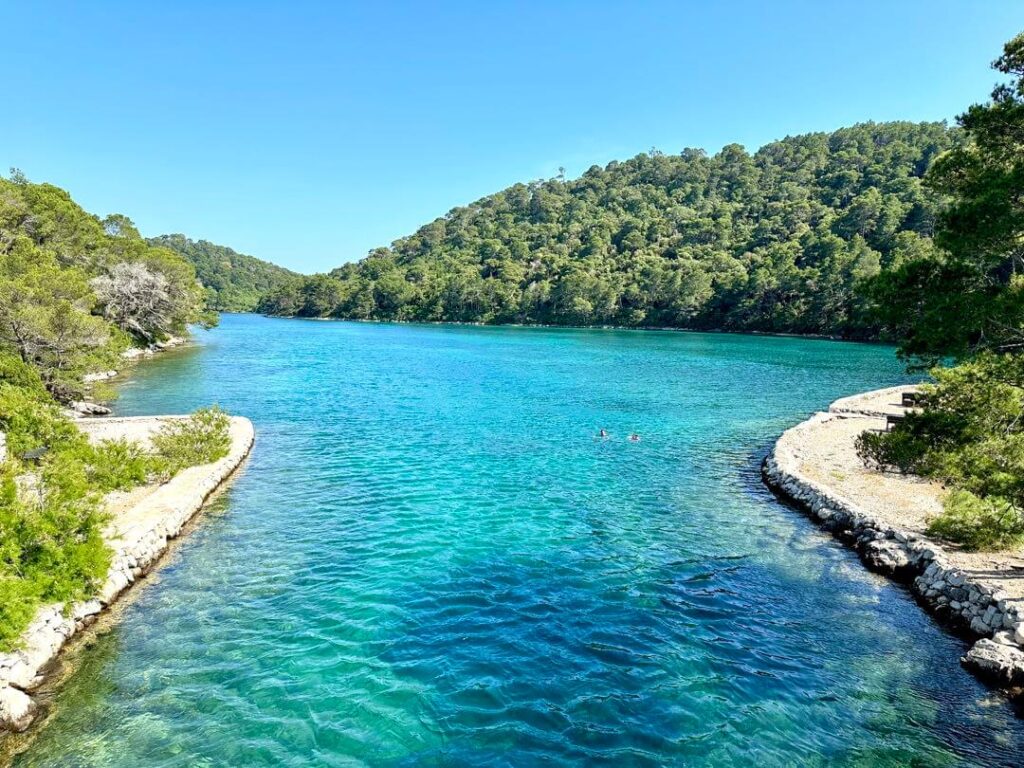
[150,407,231,480]
[0,245,112,401]
[858,354,1024,549]
[259,122,957,336]
[927,491,1024,552]
[150,234,299,312]
[0,382,82,456]
[61,439,162,494]
[865,33,1024,365]
[0,352,46,395]
[0,173,213,400]
[0,391,110,649]
[856,427,931,475]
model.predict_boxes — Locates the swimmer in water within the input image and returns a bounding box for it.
[629,433,641,442]
[598,428,608,439]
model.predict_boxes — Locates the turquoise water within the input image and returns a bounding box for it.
[12,314,1024,766]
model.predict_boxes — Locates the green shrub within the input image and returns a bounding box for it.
[856,427,931,474]
[927,490,1024,552]
[51,438,164,494]
[0,455,111,650]
[859,353,1024,550]
[88,439,162,492]
[0,382,83,456]
[151,407,231,479]
[0,353,47,395]
[0,468,41,649]
[0,576,44,651]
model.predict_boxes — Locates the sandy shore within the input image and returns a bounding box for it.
[764,386,1024,691]
[0,415,254,733]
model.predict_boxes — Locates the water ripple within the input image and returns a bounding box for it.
[12,316,1024,767]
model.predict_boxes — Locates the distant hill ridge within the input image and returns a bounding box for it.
[256,120,959,339]
[149,234,299,312]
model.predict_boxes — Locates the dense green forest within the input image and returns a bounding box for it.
[258,121,957,337]
[0,174,213,401]
[150,234,298,312]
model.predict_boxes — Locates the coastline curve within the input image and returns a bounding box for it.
[762,387,1024,695]
[0,416,255,733]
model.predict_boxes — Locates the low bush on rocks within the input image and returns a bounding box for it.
[77,439,156,493]
[927,490,1024,552]
[150,407,231,480]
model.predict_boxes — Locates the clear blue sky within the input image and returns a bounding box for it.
[2,2,1021,273]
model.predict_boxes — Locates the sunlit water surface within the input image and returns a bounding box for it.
[13,314,1024,766]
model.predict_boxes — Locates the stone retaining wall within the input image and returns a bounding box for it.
[763,409,1024,693]
[0,416,254,732]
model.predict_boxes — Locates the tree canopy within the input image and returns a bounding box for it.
[857,32,1024,550]
[868,34,1024,364]
[150,234,299,312]
[0,173,211,400]
[259,121,957,337]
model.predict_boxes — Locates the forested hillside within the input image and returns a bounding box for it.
[0,172,213,401]
[150,234,298,312]
[258,121,957,337]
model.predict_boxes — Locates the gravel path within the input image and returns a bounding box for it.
[794,385,1024,610]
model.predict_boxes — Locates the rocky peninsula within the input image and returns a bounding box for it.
[764,386,1024,693]
[0,414,254,733]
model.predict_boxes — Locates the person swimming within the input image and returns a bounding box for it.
[629,433,641,442]
[598,428,608,439]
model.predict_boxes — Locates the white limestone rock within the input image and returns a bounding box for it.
[70,401,113,417]
[0,686,36,732]
[83,370,117,383]
[964,638,1024,686]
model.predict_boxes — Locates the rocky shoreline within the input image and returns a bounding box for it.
[0,415,255,734]
[763,386,1024,694]
[66,336,190,419]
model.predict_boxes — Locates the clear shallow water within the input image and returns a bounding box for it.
[13,314,1024,766]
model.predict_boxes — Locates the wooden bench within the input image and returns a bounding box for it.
[886,414,905,431]
[901,391,924,407]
